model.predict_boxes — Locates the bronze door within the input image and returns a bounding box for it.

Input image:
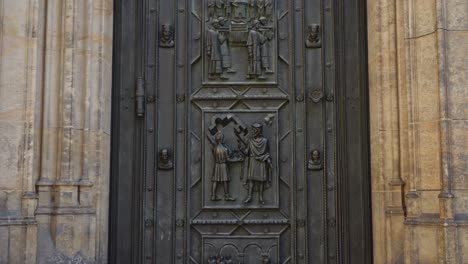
[110,0,372,263]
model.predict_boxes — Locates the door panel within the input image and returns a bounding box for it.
[110,0,371,263]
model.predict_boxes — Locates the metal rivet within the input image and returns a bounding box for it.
[297,128,303,133]
[147,187,153,192]
[262,88,268,93]
[264,228,269,233]
[148,63,155,68]
[177,186,183,191]
[325,7,331,12]
[178,128,184,133]
[148,128,154,133]
[212,88,218,93]
[327,126,332,133]
[179,8,185,13]
[262,102,267,107]
[295,7,301,12]
[327,185,334,191]
[326,62,332,68]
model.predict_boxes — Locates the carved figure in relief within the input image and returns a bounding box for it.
[247,0,256,21]
[158,148,173,170]
[207,254,234,264]
[225,255,233,264]
[215,0,226,18]
[208,0,216,21]
[262,255,271,264]
[160,24,175,48]
[246,18,274,79]
[225,0,233,19]
[307,149,323,170]
[256,0,266,18]
[265,0,274,21]
[306,24,321,48]
[206,19,235,80]
[209,132,242,201]
[231,0,245,20]
[208,255,217,264]
[218,17,236,73]
[239,123,272,204]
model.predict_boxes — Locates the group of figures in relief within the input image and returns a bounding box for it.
[208,122,272,205]
[207,254,271,264]
[206,0,275,80]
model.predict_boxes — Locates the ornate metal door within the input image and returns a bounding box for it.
[111,0,371,263]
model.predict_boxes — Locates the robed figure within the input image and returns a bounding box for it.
[218,18,236,73]
[246,19,273,79]
[206,20,228,79]
[256,0,266,18]
[240,123,272,204]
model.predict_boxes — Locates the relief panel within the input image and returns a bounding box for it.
[202,111,279,209]
[204,0,277,84]
[203,236,278,264]
[187,0,294,263]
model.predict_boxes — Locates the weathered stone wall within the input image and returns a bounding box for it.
[0,0,113,263]
[368,0,468,263]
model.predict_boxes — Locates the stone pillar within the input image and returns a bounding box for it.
[368,0,468,263]
[0,0,113,263]
[0,0,41,262]
[368,0,408,262]
[35,0,113,262]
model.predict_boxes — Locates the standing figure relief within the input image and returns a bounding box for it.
[208,131,243,201]
[206,115,275,206]
[206,18,236,80]
[238,123,272,204]
[246,17,274,80]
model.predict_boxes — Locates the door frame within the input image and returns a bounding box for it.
[109,0,372,263]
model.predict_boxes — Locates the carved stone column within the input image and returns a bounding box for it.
[368,0,408,262]
[33,0,113,262]
[369,0,468,263]
[0,0,41,262]
[0,0,113,263]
